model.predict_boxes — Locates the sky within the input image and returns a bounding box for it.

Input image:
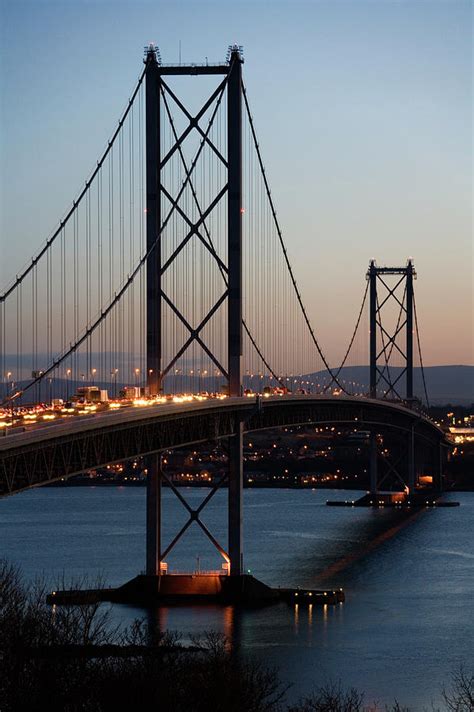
[0,0,472,366]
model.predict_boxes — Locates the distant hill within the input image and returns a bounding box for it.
[8,364,473,407]
[307,365,473,405]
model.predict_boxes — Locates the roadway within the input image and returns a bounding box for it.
[0,394,443,449]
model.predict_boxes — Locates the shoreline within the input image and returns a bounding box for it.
[44,480,474,492]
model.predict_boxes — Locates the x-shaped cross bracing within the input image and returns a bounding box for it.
[158,77,230,383]
[374,277,409,400]
[159,464,230,564]
[160,78,228,170]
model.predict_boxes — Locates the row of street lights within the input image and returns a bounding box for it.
[4,366,349,404]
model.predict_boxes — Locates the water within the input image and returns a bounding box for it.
[1,486,473,708]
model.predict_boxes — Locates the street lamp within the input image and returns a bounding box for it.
[5,372,12,401]
[111,368,118,398]
[66,368,72,400]
[6,374,14,429]
[134,368,140,390]
[91,368,97,385]
[10,394,15,431]
[148,369,154,397]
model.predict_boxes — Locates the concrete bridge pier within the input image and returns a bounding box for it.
[408,424,416,495]
[434,442,444,494]
[146,453,161,576]
[439,442,445,492]
[369,431,378,495]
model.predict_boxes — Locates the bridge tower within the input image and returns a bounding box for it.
[368,259,415,403]
[367,259,417,495]
[144,44,245,577]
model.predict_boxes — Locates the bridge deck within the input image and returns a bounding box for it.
[0,395,445,497]
[0,395,441,450]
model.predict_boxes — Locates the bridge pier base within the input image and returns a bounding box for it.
[146,453,161,576]
[228,422,244,576]
[408,425,416,495]
[434,442,444,494]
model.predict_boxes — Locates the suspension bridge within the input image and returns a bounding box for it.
[0,45,447,590]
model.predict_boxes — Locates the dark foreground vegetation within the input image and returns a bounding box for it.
[1,561,472,712]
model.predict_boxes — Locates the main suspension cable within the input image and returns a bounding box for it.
[241,81,348,394]
[413,291,430,407]
[160,84,286,389]
[323,280,369,393]
[1,76,228,404]
[0,63,148,303]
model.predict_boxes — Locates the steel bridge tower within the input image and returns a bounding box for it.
[144,44,245,578]
[368,259,415,403]
[366,259,426,496]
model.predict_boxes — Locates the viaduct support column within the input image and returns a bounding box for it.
[145,49,162,396]
[408,424,416,495]
[146,453,162,576]
[435,442,444,494]
[228,422,244,576]
[369,432,378,495]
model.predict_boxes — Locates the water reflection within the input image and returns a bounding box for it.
[144,602,238,648]
[223,604,236,648]
[132,505,432,653]
[300,506,426,589]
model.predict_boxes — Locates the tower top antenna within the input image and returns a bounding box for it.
[226,44,244,63]
[144,43,162,64]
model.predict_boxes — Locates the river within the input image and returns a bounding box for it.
[1,486,472,708]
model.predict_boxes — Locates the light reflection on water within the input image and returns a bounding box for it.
[1,486,472,707]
